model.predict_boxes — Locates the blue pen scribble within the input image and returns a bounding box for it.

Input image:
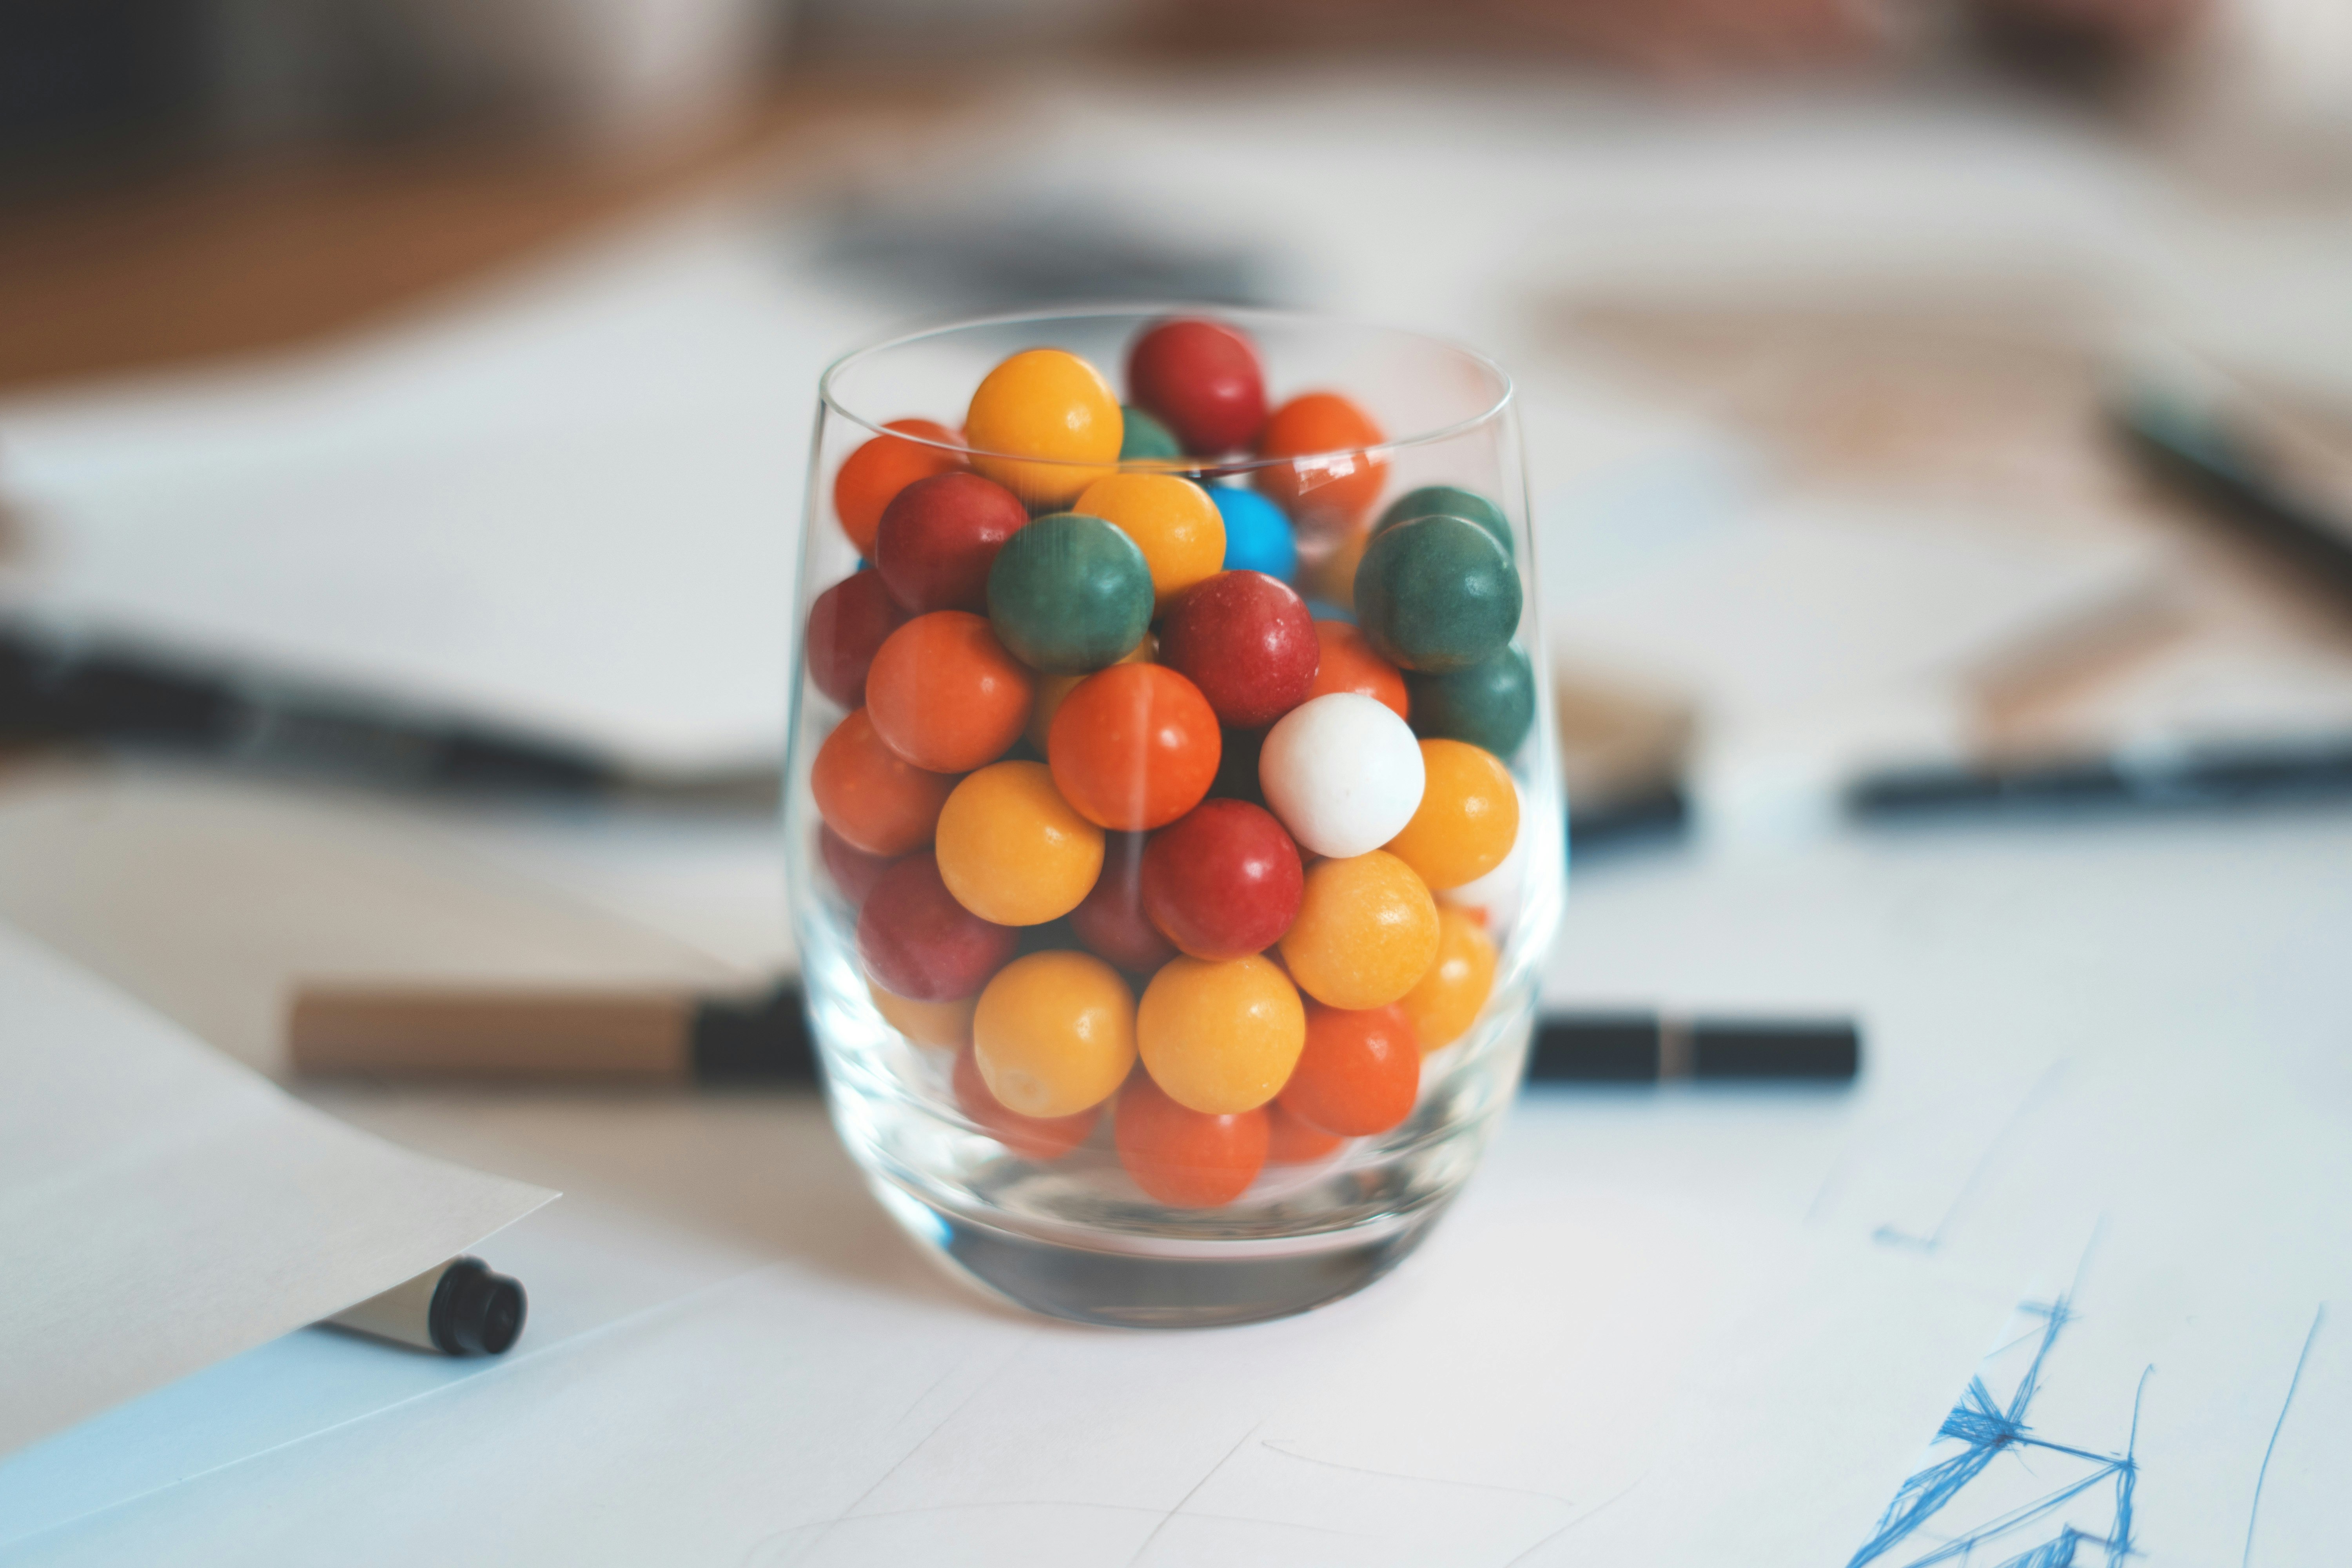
[1848,1284,2148,1568]
[2242,1304,2326,1568]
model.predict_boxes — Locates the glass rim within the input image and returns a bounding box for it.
[816,303,1517,477]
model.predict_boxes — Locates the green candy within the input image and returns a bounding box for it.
[1119,406,1183,462]
[1405,645,1535,760]
[987,512,1154,673]
[1372,485,1513,559]
[1353,513,1521,674]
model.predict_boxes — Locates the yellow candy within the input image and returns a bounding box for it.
[965,348,1122,507]
[935,761,1105,926]
[1384,739,1520,891]
[1075,473,1225,612]
[973,950,1136,1117]
[1136,953,1306,1114]
[868,979,977,1048]
[1279,850,1440,1010]
[1400,906,1497,1051]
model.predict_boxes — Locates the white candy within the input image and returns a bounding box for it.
[1259,693,1426,858]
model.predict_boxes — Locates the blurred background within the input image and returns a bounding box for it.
[1,0,2350,1052]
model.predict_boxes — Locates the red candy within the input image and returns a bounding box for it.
[1047,663,1221,831]
[805,568,908,708]
[875,471,1029,614]
[819,824,899,906]
[1158,570,1320,730]
[1071,831,1178,975]
[1127,318,1268,456]
[1140,799,1303,962]
[1278,1003,1421,1137]
[856,855,1018,1002]
[953,1042,1098,1160]
[1114,1073,1269,1206]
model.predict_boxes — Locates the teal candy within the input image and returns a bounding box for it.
[1119,406,1183,461]
[1372,485,1513,559]
[987,512,1154,673]
[1352,513,1521,674]
[1404,645,1535,759]
[1210,485,1297,582]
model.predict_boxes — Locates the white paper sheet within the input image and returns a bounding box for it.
[0,926,555,1457]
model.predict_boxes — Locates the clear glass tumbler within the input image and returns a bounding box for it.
[785,307,1563,1327]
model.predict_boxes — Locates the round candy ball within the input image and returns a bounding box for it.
[1027,635,1149,752]
[834,418,961,554]
[865,611,1035,774]
[1126,317,1267,457]
[1070,831,1178,975]
[857,854,1018,1002]
[1383,739,1520,891]
[953,1042,1097,1160]
[1305,620,1407,720]
[1047,663,1222,831]
[1399,906,1496,1051]
[935,760,1105,926]
[1265,1101,1345,1165]
[986,512,1154,673]
[811,707,956,857]
[1115,1073,1268,1207]
[869,978,975,1048]
[1158,570,1319,730]
[1136,952,1306,1114]
[1253,392,1387,534]
[1140,799,1303,962]
[1210,485,1296,582]
[806,568,908,709]
[1257,692,1426,859]
[874,470,1029,615]
[972,950,1136,1118]
[1075,472,1225,613]
[1279,1002,1420,1137]
[1354,514,1521,675]
[820,824,900,907]
[1119,405,1183,462]
[1372,485,1513,559]
[1279,850,1441,1011]
[1403,644,1535,759]
[965,348,1122,508]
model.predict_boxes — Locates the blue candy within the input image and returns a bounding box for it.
[1209,485,1297,583]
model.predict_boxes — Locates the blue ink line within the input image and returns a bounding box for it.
[1873,1063,2067,1254]
[2243,1303,2326,1568]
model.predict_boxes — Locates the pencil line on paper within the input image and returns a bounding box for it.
[2242,1303,2326,1568]
[1125,1422,1259,1567]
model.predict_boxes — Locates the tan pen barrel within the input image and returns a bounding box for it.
[289,988,697,1080]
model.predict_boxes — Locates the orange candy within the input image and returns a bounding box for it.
[964,349,1122,508]
[1265,1102,1346,1165]
[1027,637,1151,752]
[1279,850,1441,1010]
[1114,1072,1269,1207]
[811,707,956,856]
[953,1042,1097,1160]
[834,419,962,554]
[934,761,1105,927]
[1305,621,1408,719]
[1399,906,1497,1051]
[1047,662,1221,831]
[869,978,976,1048]
[1385,739,1519,891]
[1254,392,1388,534]
[1278,1002,1419,1136]
[866,611,1034,774]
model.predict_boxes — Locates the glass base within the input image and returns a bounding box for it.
[872,1180,1449,1328]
